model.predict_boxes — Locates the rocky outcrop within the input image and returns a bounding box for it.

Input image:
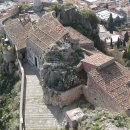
[40,40,87,91]
[43,85,83,107]
[59,5,92,31]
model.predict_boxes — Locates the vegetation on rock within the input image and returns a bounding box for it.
[0,72,20,130]
[51,4,61,16]
[80,9,98,28]
[78,98,130,130]
[41,41,87,91]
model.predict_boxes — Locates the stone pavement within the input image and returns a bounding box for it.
[24,63,59,130]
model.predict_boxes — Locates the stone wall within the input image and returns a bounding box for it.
[83,74,124,112]
[43,85,83,107]
[3,48,16,63]
[81,62,96,73]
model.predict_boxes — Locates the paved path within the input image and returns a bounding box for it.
[24,63,58,130]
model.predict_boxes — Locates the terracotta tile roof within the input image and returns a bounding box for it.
[28,12,68,51]
[82,53,114,69]
[66,27,94,50]
[4,18,32,51]
[36,12,68,40]
[89,62,130,111]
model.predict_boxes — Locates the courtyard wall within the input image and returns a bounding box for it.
[43,85,83,107]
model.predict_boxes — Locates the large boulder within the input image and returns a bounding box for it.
[40,41,86,91]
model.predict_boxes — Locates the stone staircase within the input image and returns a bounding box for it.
[24,63,58,130]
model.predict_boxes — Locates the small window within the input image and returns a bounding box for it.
[29,47,31,51]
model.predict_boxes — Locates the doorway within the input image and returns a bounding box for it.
[34,56,38,67]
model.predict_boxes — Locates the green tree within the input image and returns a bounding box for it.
[80,9,98,28]
[115,16,121,27]
[123,38,126,47]
[124,31,129,42]
[15,2,30,14]
[108,13,114,34]
[128,40,130,53]
[51,4,61,17]
[110,38,113,49]
[116,37,120,49]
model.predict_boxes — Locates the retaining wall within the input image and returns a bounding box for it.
[18,59,25,130]
[43,85,83,107]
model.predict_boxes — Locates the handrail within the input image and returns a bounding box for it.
[18,59,25,130]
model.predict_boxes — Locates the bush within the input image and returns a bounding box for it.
[80,9,98,28]
[0,56,3,65]
[112,114,128,127]
[51,4,61,16]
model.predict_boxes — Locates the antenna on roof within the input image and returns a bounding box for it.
[19,13,31,25]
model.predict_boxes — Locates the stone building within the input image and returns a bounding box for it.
[3,13,32,59]
[81,53,130,115]
[26,12,68,70]
[26,12,94,71]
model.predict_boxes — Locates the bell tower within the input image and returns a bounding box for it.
[33,0,43,12]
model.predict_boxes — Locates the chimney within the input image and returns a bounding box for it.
[19,13,31,25]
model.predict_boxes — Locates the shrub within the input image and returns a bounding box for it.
[80,9,98,28]
[112,114,128,127]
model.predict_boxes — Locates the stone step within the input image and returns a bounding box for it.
[26,85,42,88]
[24,63,59,130]
[25,104,47,108]
[26,128,58,130]
[25,116,57,128]
[25,107,53,115]
[26,87,43,91]
[25,97,44,104]
[25,92,43,97]
[25,125,57,130]
[26,82,40,86]
[25,113,54,116]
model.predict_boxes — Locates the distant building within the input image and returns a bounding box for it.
[85,0,97,4]
[3,13,32,59]
[96,10,124,21]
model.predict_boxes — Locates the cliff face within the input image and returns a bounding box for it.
[40,40,87,91]
[59,6,92,31]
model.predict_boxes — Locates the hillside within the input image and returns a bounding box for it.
[0,72,20,130]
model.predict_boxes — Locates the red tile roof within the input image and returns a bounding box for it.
[29,12,68,51]
[82,53,114,69]
[89,62,130,111]
[4,18,32,50]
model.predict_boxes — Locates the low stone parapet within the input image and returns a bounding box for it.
[43,85,83,107]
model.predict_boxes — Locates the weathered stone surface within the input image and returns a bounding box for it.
[59,5,92,31]
[41,41,86,91]
[24,63,58,130]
